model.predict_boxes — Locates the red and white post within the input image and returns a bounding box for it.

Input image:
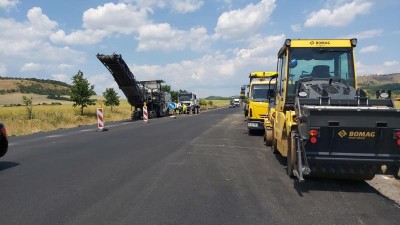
[143,102,148,123]
[97,107,105,131]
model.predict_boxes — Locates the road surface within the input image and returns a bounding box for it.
[1,107,399,225]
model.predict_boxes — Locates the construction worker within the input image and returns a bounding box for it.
[176,101,182,114]
[182,104,188,114]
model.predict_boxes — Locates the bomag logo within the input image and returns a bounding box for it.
[338,130,347,138]
[310,41,331,46]
[338,130,375,139]
[316,41,330,45]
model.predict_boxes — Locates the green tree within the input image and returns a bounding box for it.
[161,85,171,93]
[199,98,207,106]
[69,70,96,115]
[22,95,33,119]
[103,88,120,112]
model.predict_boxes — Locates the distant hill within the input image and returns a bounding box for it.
[357,73,400,96]
[0,77,71,96]
[205,96,239,100]
[0,77,73,105]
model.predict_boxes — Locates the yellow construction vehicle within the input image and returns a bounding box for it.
[269,38,400,181]
[245,71,277,134]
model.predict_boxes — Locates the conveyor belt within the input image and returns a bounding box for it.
[97,53,144,108]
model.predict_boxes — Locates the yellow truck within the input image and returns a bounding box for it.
[268,38,400,181]
[245,71,276,134]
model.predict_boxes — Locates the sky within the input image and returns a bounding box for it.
[0,0,399,98]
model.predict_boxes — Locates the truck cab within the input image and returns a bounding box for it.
[178,93,200,114]
[246,71,277,133]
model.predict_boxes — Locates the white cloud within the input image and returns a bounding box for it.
[356,61,400,76]
[359,45,381,54]
[122,0,203,13]
[0,0,18,8]
[0,7,86,77]
[50,29,108,45]
[51,74,70,83]
[343,29,383,40]
[130,34,283,97]
[136,23,213,52]
[47,3,151,45]
[304,0,372,27]
[237,34,285,59]
[170,0,204,13]
[215,0,276,40]
[383,61,399,67]
[0,7,57,41]
[121,0,166,9]
[88,73,120,95]
[82,3,150,35]
[21,63,42,72]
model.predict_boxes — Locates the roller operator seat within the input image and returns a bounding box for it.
[310,65,331,78]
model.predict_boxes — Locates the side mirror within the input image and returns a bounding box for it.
[240,86,246,99]
[240,90,245,99]
[267,89,275,98]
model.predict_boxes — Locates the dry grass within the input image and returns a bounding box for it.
[1,100,132,136]
[0,93,71,105]
[207,99,230,108]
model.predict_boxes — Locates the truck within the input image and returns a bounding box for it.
[245,71,277,134]
[178,93,200,114]
[97,53,170,119]
[233,98,241,107]
[269,38,400,181]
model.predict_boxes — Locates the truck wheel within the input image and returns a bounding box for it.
[265,128,273,146]
[287,132,295,177]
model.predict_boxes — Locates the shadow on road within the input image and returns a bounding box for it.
[268,148,378,197]
[293,178,376,197]
[0,161,20,172]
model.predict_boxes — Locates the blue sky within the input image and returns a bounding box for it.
[0,0,399,98]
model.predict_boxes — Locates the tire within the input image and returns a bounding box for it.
[265,127,273,146]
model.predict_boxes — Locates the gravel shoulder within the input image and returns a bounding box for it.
[367,175,400,206]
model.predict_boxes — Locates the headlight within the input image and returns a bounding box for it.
[298,91,308,98]
[376,90,391,99]
[379,92,389,99]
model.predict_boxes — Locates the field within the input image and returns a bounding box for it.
[1,100,133,136]
[0,93,72,106]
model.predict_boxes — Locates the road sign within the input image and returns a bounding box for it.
[97,102,103,108]
[168,102,176,110]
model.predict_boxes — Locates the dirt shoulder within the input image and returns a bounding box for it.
[367,175,400,206]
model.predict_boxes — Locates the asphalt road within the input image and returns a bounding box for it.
[1,107,399,225]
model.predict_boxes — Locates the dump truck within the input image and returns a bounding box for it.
[178,93,200,114]
[97,53,170,119]
[269,38,400,181]
[245,71,277,134]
